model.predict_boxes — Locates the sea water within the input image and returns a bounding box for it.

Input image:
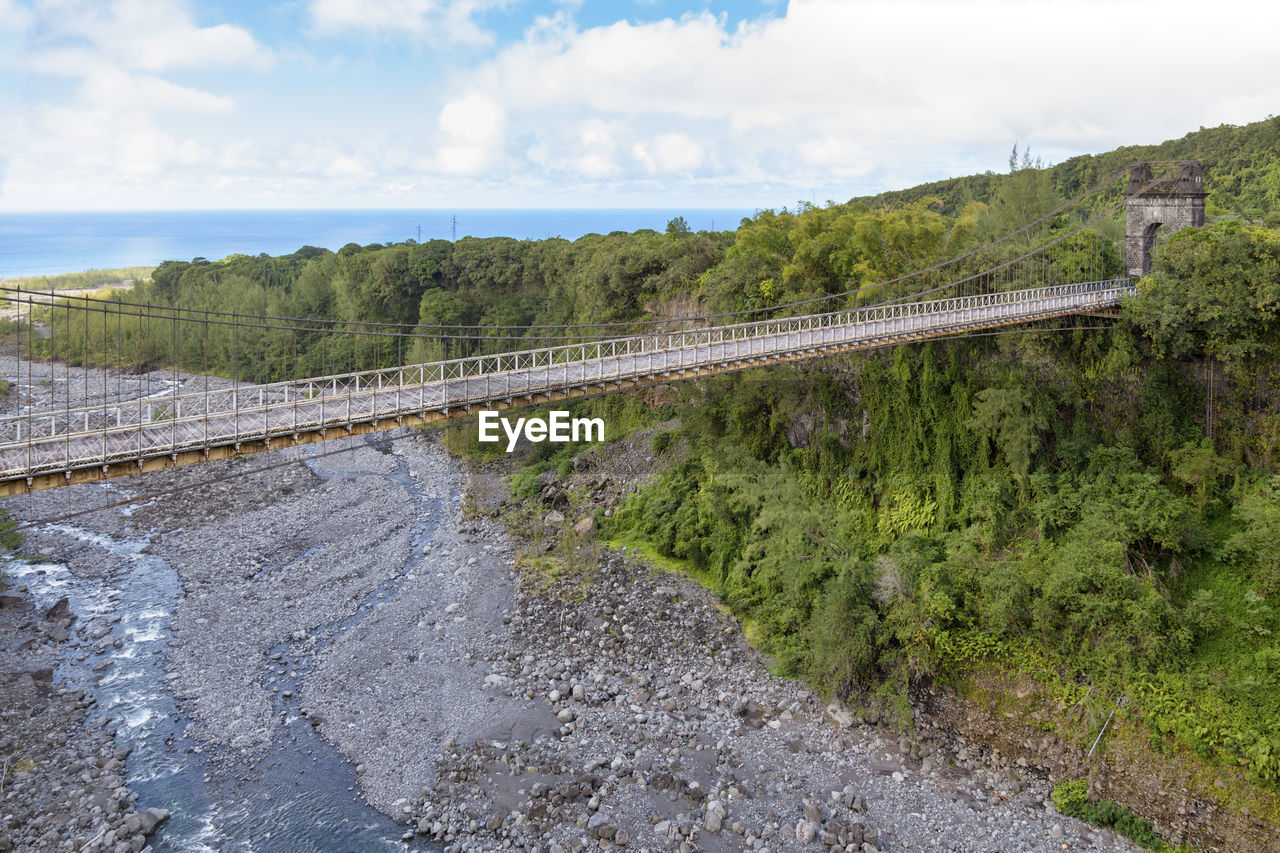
[0,209,756,279]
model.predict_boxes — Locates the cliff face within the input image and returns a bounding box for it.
[916,672,1280,853]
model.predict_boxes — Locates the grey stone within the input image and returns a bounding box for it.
[1125,160,1206,276]
[135,807,169,835]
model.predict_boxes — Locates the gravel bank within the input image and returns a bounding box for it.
[0,580,166,852]
[2,388,1139,851]
[410,537,1139,853]
[2,425,543,849]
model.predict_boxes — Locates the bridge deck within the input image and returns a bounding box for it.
[0,280,1133,494]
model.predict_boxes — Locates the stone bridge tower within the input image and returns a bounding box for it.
[1125,160,1206,278]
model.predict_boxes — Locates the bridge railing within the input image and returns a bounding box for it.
[0,279,1133,479]
[0,279,1133,443]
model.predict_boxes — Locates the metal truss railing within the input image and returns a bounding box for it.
[0,279,1133,482]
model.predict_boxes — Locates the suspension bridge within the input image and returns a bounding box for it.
[0,162,1204,495]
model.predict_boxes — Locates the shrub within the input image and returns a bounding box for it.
[1052,780,1170,851]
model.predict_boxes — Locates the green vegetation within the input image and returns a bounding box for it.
[854,116,1280,226]
[2,266,152,291]
[0,509,22,589]
[36,231,733,383]
[33,115,1280,838]
[1052,780,1176,851]
[0,511,18,553]
[606,218,1280,797]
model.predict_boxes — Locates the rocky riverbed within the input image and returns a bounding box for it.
[1,380,1140,851]
[406,508,1138,853]
[0,587,167,852]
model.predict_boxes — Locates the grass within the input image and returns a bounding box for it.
[514,517,601,600]
[1,266,152,292]
[605,529,722,594]
[442,419,511,461]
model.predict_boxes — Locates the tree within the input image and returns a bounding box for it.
[1224,477,1280,595]
[983,144,1061,248]
[968,386,1048,496]
[1126,220,1280,373]
[1168,439,1226,511]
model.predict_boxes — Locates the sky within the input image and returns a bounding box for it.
[0,0,1277,212]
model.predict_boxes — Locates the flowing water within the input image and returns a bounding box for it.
[3,439,450,851]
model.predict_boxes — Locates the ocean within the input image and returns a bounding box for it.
[0,209,757,279]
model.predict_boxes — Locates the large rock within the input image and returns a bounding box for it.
[825,700,855,728]
[135,808,170,835]
[44,596,71,621]
[573,516,596,538]
[543,510,565,529]
[795,819,817,843]
[704,799,726,832]
[586,812,612,839]
[787,412,816,448]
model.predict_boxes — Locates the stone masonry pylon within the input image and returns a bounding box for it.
[1125,160,1207,278]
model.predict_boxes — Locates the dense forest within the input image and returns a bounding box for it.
[853,117,1280,225]
[35,116,1280,844]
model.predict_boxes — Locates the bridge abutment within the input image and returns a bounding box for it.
[1125,160,1206,278]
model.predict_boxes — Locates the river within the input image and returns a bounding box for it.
[3,434,468,850]
[0,359,1143,853]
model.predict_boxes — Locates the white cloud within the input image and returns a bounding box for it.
[435,92,506,174]
[13,103,208,186]
[0,1,28,77]
[797,137,872,178]
[0,0,29,31]
[438,93,505,146]
[633,132,703,174]
[434,0,1280,200]
[308,0,505,46]
[5,0,1280,211]
[0,0,273,208]
[81,67,236,113]
[324,155,372,180]
[14,0,272,120]
[574,118,620,177]
[28,0,272,73]
[437,144,488,175]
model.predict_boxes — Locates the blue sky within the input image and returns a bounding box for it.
[1,0,1277,211]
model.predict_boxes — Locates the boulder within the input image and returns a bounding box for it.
[825,700,855,728]
[44,597,71,621]
[135,808,170,835]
